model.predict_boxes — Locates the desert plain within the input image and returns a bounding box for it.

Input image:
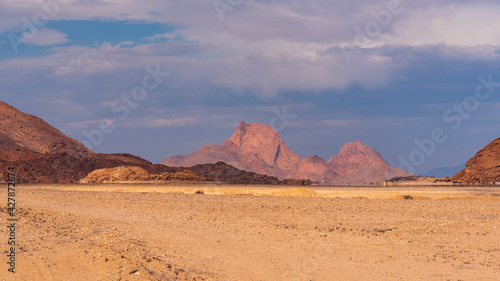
[1,183,499,281]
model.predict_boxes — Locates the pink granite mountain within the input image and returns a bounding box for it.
[160,121,412,185]
[326,140,411,185]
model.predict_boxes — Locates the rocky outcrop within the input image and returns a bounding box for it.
[453,138,500,184]
[81,166,210,183]
[82,166,150,183]
[161,121,412,185]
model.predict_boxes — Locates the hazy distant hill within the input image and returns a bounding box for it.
[423,165,464,178]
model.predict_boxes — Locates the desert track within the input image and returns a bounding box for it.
[1,184,499,280]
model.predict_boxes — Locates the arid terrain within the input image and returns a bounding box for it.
[1,184,499,281]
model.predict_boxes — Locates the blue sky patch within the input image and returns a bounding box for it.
[45,20,177,47]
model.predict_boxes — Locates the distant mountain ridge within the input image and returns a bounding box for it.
[161,121,412,185]
[423,165,464,178]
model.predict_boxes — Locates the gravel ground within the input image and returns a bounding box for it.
[1,184,499,280]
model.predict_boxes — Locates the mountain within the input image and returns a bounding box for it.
[0,101,168,183]
[0,102,304,185]
[222,121,303,179]
[423,165,464,178]
[0,101,93,159]
[326,140,410,185]
[453,138,500,184]
[161,122,304,179]
[161,121,412,185]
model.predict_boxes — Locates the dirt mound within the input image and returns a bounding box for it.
[271,188,318,197]
[453,138,500,184]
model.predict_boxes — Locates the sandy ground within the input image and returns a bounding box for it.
[1,183,499,280]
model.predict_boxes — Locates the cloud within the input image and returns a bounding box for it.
[67,119,110,129]
[0,39,396,99]
[141,32,179,42]
[321,119,365,127]
[21,28,69,46]
[376,44,500,64]
[1,0,499,46]
[51,99,74,105]
[122,117,198,128]
[0,2,498,111]
[118,40,135,46]
[99,101,112,107]
[379,3,500,47]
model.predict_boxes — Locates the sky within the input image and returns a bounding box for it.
[0,0,499,175]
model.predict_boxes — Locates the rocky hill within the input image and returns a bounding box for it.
[2,149,183,184]
[453,138,500,184]
[0,101,92,158]
[161,121,412,185]
[188,162,310,185]
[0,101,179,183]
